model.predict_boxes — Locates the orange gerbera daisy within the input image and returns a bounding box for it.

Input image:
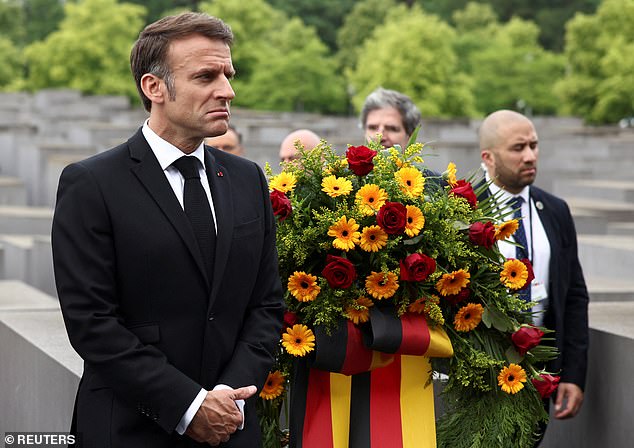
[365,271,399,300]
[498,363,527,394]
[321,175,353,197]
[287,271,321,302]
[500,259,529,289]
[327,216,361,251]
[359,225,388,252]
[269,172,297,193]
[356,184,388,216]
[405,205,425,237]
[282,324,315,357]
[408,297,427,314]
[394,166,425,198]
[436,269,471,296]
[453,303,484,332]
[345,296,374,324]
[495,219,519,241]
[259,371,285,400]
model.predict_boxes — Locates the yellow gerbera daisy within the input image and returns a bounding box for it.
[408,297,427,314]
[327,216,361,251]
[282,324,315,357]
[446,162,458,186]
[356,184,388,216]
[436,269,471,296]
[405,205,425,237]
[259,370,285,400]
[287,271,321,302]
[395,167,425,198]
[500,259,529,289]
[321,175,353,197]
[495,219,519,241]
[365,271,399,300]
[269,172,297,193]
[359,225,388,252]
[498,363,527,394]
[453,303,484,332]
[345,296,374,325]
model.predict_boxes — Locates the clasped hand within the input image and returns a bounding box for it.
[185,385,257,446]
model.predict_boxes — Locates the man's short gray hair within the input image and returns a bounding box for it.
[360,87,422,136]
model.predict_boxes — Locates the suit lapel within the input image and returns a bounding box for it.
[128,130,210,285]
[531,187,560,310]
[204,148,234,308]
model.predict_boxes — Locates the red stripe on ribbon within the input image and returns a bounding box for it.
[302,368,334,448]
[370,356,403,447]
[341,320,373,376]
[398,313,431,355]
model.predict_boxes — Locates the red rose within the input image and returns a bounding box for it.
[283,311,299,330]
[346,145,378,176]
[377,201,407,235]
[469,221,496,249]
[445,287,471,305]
[519,258,535,290]
[270,189,292,221]
[511,325,545,355]
[450,180,478,209]
[322,255,357,289]
[531,374,560,399]
[399,253,437,282]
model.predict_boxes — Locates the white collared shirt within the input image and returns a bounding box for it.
[484,168,551,326]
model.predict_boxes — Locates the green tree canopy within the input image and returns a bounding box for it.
[24,0,145,99]
[0,37,23,91]
[348,5,476,117]
[555,0,634,123]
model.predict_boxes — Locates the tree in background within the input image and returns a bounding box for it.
[24,0,145,99]
[0,37,23,91]
[266,0,356,51]
[348,5,476,118]
[453,3,564,115]
[556,0,634,123]
[22,0,65,45]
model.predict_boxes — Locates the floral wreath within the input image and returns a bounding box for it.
[259,134,559,448]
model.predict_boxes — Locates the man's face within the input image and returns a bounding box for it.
[205,129,243,156]
[160,35,235,147]
[483,120,539,194]
[364,106,410,149]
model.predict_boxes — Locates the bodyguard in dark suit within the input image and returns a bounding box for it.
[51,12,284,447]
[478,110,589,433]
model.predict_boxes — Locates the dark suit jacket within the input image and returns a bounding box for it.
[478,183,589,390]
[52,129,284,447]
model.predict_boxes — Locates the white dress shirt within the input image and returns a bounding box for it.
[484,168,551,326]
[141,122,244,434]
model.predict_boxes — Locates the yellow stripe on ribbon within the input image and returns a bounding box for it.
[425,325,453,358]
[400,355,436,448]
[329,373,352,448]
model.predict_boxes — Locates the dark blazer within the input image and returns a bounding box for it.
[478,183,589,390]
[52,129,284,447]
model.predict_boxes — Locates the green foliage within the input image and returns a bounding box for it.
[348,5,477,117]
[336,0,397,71]
[555,0,634,123]
[0,37,23,91]
[0,0,26,46]
[22,0,66,45]
[23,0,145,99]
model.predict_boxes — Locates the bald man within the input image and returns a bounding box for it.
[478,110,589,440]
[205,125,245,157]
[279,129,320,163]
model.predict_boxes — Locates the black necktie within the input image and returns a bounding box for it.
[172,156,216,282]
[508,196,531,302]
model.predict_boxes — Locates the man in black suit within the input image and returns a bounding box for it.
[478,110,589,429]
[52,12,284,447]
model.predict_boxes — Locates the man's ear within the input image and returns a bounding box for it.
[140,73,165,106]
[481,149,493,166]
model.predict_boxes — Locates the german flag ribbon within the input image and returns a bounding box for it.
[290,309,453,448]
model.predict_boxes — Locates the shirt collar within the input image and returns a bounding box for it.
[142,120,206,171]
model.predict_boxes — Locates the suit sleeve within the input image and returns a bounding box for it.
[217,163,285,390]
[52,162,201,433]
[560,202,590,389]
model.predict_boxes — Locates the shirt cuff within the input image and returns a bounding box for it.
[213,384,246,430]
[175,388,207,435]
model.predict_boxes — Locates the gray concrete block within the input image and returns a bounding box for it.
[0,176,27,205]
[578,235,634,279]
[0,205,53,235]
[586,276,634,302]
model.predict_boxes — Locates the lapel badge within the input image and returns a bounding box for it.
[217,170,224,177]
[535,201,544,210]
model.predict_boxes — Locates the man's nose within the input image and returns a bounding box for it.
[218,76,235,101]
